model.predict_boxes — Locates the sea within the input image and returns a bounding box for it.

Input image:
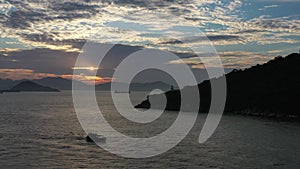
[0,91,299,168]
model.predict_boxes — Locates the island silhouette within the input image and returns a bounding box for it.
[2,81,60,92]
[135,52,300,119]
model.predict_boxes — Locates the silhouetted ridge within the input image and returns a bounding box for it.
[135,53,300,119]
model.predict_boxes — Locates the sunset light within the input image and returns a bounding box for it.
[0,0,299,168]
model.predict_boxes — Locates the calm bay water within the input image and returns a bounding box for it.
[0,91,299,168]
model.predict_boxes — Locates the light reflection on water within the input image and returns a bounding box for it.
[0,91,299,168]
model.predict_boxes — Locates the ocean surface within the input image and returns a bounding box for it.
[0,91,299,169]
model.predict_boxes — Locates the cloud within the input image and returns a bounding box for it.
[72,66,99,71]
[0,0,245,51]
[169,51,276,69]
[0,68,58,80]
[61,74,113,85]
[0,0,297,53]
[258,5,279,10]
[254,0,299,2]
[0,68,112,84]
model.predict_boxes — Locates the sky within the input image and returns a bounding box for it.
[0,0,299,84]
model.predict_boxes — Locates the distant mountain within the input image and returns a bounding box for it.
[96,81,174,91]
[10,81,60,92]
[0,77,173,91]
[33,77,71,90]
[0,77,87,91]
[0,79,23,90]
[33,77,87,90]
[136,53,300,119]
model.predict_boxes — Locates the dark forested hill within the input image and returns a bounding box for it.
[135,53,300,118]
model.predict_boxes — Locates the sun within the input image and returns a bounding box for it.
[72,66,99,71]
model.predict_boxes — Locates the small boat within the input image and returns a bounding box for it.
[85,133,106,143]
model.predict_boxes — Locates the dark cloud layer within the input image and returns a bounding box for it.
[160,35,241,44]
[0,44,144,77]
[22,33,87,49]
[0,42,224,83]
[0,48,78,74]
